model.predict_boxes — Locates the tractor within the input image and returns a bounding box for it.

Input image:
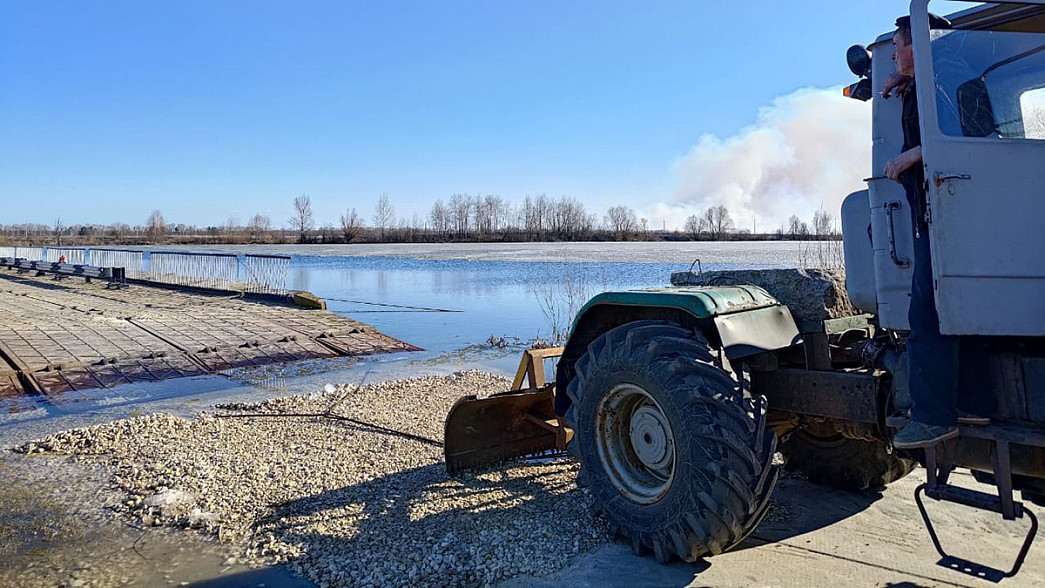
[444,1,1045,581]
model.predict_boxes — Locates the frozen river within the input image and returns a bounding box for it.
[145,241,826,355]
[282,241,820,354]
[145,239,821,264]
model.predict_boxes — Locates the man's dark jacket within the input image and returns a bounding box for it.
[901,81,927,227]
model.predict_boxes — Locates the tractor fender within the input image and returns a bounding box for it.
[554,286,800,417]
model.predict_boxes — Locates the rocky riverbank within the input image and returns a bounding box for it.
[12,371,610,587]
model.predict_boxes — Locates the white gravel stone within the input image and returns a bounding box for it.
[144,489,197,517]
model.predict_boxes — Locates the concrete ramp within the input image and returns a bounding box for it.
[0,272,418,396]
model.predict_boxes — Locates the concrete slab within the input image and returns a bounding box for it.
[503,472,1044,588]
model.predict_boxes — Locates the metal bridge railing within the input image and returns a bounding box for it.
[14,247,45,261]
[144,251,289,295]
[243,254,290,295]
[45,247,88,265]
[1,247,290,296]
[90,248,145,279]
[149,251,239,291]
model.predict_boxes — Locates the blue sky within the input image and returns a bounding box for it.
[0,1,971,230]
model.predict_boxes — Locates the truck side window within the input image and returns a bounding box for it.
[931,29,1045,140]
[1021,87,1045,139]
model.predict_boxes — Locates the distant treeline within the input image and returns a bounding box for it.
[1,193,840,246]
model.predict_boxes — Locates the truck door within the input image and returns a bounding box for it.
[911,1,1045,336]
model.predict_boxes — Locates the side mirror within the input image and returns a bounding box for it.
[847,45,872,78]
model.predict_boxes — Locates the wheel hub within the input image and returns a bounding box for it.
[594,383,676,504]
[630,405,673,471]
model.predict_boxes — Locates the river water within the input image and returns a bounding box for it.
[258,241,816,355]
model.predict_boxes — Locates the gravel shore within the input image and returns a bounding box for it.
[15,371,611,587]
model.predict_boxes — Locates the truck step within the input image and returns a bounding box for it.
[916,483,1038,582]
[913,435,1040,582]
[925,484,1014,516]
[884,415,1045,449]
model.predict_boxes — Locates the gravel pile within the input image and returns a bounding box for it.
[18,371,611,587]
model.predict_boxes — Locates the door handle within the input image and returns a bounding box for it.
[885,201,911,269]
[933,172,971,186]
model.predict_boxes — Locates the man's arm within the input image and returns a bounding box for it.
[883,73,911,99]
[884,145,922,182]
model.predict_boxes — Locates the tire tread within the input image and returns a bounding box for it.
[565,320,780,562]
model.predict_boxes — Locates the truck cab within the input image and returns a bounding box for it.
[835,4,1045,577]
[844,0,1045,336]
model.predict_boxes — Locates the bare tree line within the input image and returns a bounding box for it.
[1,194,839,246]
[683,205,735,240]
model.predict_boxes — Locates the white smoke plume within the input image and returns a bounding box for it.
[648,87,871,233]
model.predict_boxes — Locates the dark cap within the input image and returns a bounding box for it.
[895,13,952,31]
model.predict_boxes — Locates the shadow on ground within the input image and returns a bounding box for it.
[243,461,885,587]
[507,473,890,588]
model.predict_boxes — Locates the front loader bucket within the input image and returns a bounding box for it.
[444,385,570,475]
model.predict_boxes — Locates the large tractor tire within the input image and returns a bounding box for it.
[563,320,779,563]
[781,430,915,491]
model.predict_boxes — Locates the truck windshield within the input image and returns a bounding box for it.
[931,28,1045,140]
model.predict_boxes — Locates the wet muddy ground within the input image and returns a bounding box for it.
[0,453,311,588]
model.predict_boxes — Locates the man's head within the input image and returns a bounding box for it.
[892,14,952,77]
[892,22,915,76]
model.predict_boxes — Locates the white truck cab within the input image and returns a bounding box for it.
[843,0,1045,336]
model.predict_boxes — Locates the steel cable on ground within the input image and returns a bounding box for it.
[214,411,444,447]
[321,297,461,313]
[214,365,445,447]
